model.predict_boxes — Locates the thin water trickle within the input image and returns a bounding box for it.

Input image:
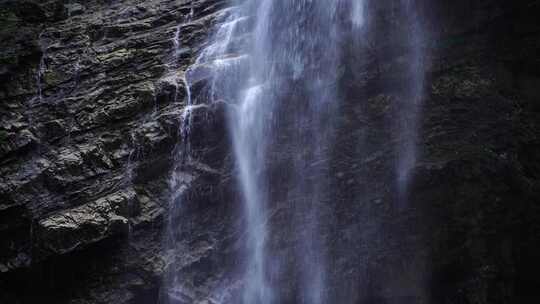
[173,25,182,61]
[27,33,48,125]
[35,55,46,103]
[161,9,199,303]
[35,31,49,100]
[170,24,183,105]
[396,0,426,204]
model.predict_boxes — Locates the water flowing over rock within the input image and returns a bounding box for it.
[174,1,429,302]
[1,0,540,304]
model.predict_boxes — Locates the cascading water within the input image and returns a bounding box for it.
[178,1,367,302]
[163,0,426,302]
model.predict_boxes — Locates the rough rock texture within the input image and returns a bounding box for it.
[0,0,539,303]
[0,0,232,302]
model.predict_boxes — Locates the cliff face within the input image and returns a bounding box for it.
[0,0,232,302]
[0,0,539,303]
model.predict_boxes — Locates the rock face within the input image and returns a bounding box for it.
[0,0,231,302]
[0,0,539,303]
[36,190,132,258]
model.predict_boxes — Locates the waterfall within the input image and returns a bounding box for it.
[163,0,425,302]
[180,1,364,302]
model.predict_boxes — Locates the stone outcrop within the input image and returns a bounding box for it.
[36,190,133,257]
[0,0,539,303]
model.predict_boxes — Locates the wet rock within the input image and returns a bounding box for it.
[0,129,37,158]
[66,3,85,17]
[35,190,134,258]
[130,195,165,228]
